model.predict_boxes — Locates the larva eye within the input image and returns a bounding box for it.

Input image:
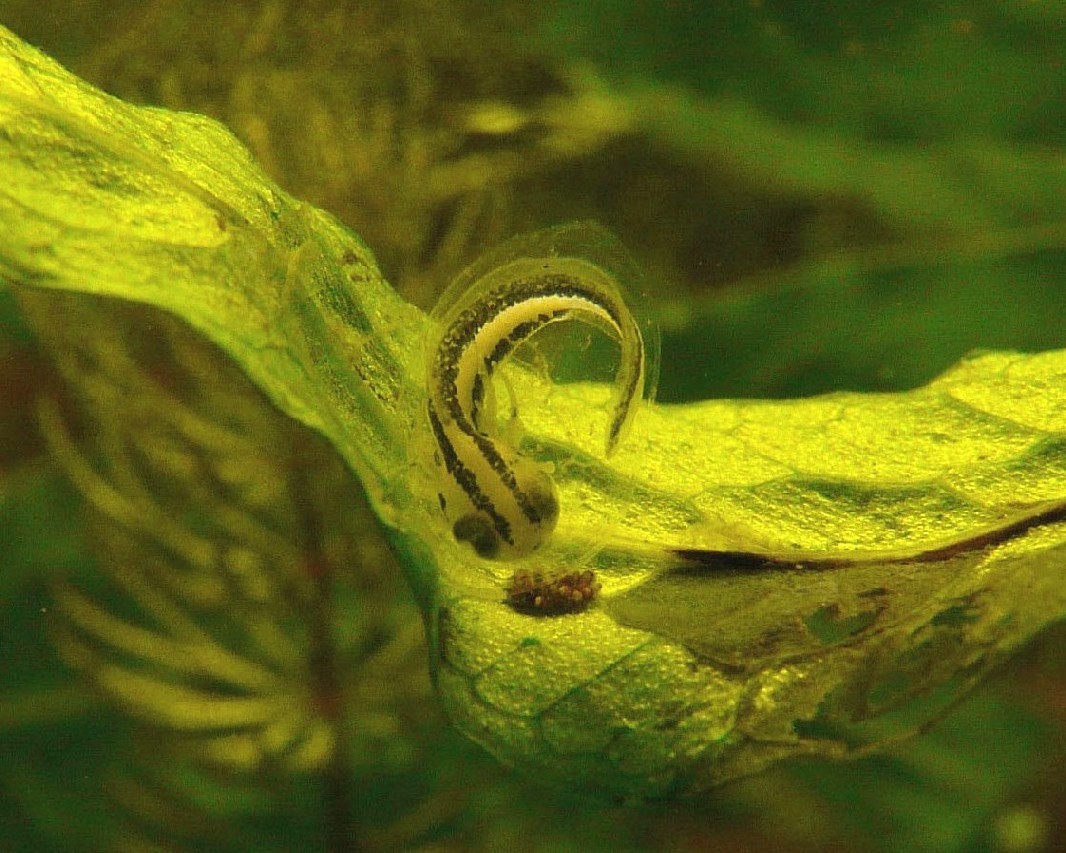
[452,513,501,559]
[505,459,559,555]
[423,222,659,561]
[522,476,559,531]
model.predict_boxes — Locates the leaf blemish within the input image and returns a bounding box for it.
[506,568,601,616]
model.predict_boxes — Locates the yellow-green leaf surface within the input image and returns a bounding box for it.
[3,25,1065,802]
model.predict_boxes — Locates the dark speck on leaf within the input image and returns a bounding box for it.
[507,568,601,616]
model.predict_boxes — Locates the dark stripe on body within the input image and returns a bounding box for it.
[485,313,557,371]
[439,277,638,419]
[471,372,486,426]
[427,402,514,545]
[429,268,643,546]
[436,274,632,388]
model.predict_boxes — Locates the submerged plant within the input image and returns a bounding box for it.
[2,18,1065,849]
[15,289,450,848]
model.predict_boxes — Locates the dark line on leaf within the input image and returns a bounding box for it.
[669,498,1066,574]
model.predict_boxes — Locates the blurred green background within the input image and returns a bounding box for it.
[1,1,1065,850]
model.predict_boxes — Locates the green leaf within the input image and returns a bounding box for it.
[0,24,419,510]
[3,23,1065,804]
[434,352,1066,800]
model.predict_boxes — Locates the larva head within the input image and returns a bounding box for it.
[449,458,559,561]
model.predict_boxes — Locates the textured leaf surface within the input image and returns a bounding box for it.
[434,354,1066,798]
[3,25,1065,801]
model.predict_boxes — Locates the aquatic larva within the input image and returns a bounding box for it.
[424,223,653,560]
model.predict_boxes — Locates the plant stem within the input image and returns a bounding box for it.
[289,433,365,853]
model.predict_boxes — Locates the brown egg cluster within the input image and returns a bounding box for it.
[506,568,601,616]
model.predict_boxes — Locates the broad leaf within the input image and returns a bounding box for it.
[2,24,1065,802]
